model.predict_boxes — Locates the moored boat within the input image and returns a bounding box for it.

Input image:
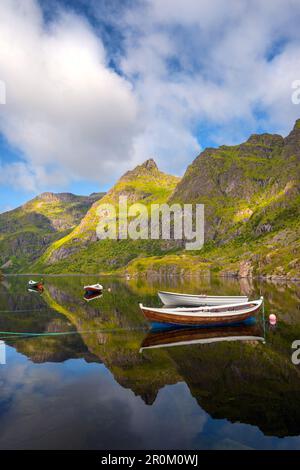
[28,279,44,290]
[83,283,103,295]
[158,290,248,307]
[139,297,263,327]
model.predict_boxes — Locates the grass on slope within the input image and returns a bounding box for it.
[35,167,180,270]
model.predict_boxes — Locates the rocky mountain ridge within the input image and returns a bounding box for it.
[1,120,300,279]
[0,191,105,271]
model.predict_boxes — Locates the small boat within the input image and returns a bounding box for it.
[139,297,263,327]
[158,290,248,307]
[28,279,44,289]
[83,283,103,295]
[140,324,265,352]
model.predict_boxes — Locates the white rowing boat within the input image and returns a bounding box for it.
[158,290,248,307]
[139,297,263,326]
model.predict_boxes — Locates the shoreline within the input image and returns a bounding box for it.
[3,271,300,283]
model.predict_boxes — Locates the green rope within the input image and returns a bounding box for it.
[0,326,148,339]
[0,308,55,314]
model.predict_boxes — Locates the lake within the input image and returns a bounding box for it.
[0,275,299,450]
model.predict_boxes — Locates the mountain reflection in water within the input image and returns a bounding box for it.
[0,275,300,449]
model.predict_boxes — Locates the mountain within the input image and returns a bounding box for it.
[127,120,300,279]
[32,159,180,273]
[171,125,299,241]
[0,192,105,272]
[2,120,300,279]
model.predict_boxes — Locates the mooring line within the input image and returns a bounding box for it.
[0,308,55,314]
[0,326,148,339]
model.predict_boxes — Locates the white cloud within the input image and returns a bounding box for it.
[117,0,300,169]
[0,160,68,193]
[0,0,140,191]
[1,0,300,193]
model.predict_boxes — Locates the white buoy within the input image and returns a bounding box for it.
[269,313,277,325]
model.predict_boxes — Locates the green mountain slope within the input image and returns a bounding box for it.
[171,124,299,241]
[0,192,104,272]
[5,120,300,279]
[126,120,300,279]
[32,159,180,273]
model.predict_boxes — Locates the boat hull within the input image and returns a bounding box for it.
[83,284,103,294]
[28,280,43,287]
[84,287,102,293]
[140,301,262,326]
[141,309,257,326]
[158,291,248,307]
[28,282,43,290]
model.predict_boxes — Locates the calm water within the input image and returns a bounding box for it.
[0,275,300,450]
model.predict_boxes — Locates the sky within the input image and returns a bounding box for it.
[0,0,300,212]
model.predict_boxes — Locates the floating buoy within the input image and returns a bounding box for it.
[269,313,277,325]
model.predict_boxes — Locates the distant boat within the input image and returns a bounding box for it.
[28,279,44,289]
[140,324,265,351]
[83,283,103,295]
[139,297,263,327]
[158,290,249,307]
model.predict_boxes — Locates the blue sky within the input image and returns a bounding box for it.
[0,0,300,212]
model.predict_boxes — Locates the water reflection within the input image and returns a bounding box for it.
[27,286,44,295]
[83,291,103,302]
[140,323,265,351]
[0,275,299,449]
